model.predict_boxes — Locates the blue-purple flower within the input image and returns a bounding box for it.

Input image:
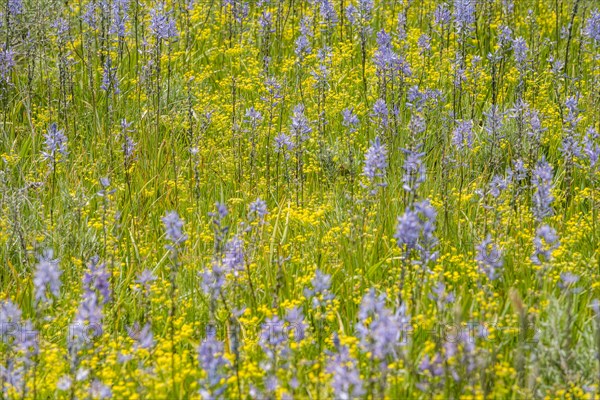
[476,235,503,281]
[584,9,600,43]
[362,136,388,194]
[531,225,560,265]
[0,47,16,85]
[532,157,554,222]
[33,249,62,304]
[452,120,474,151]
[395,200,438,269]
[304,269,334,309]
[355,289,410,360]
[162,211,187,247]
[290,103,311,143]
[434,4,452,28]
[371,98,389,129]
[42,123,68,167]
[222,235,245,275]
[128,322,154,350]
[150,4,178,40]
[342,108,359,133]
[454,0,475,35]
[512,37,529,69]
[274,133,294,158]
[402,146,427,195]
[249,198,268,221]
[326,338,364,399]
[198,336,230,399]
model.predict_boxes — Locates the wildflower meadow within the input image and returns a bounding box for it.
[1,0,600,398]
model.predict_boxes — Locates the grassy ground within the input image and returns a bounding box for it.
[1,0,600,398]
